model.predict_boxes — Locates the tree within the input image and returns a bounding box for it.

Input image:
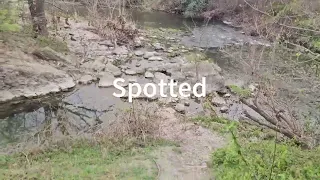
[28,0,48,36]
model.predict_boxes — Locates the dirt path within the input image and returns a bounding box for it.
[152,108,225,180]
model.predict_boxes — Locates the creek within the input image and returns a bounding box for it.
[2,6,317,148]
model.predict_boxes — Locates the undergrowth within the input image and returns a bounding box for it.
[0,25,69,53]
[208,121,320,180]
[0,138,172,179]
[0,102,168,179]
[0,1,21,32]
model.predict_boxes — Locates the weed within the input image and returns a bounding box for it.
[191,116,231,134]
[228,85,251,98]
[0,139,168,179]
[210,120,320,179]
[212,140,320,180]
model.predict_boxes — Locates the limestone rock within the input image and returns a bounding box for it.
[220,106,229,113]
[134,50,144,57]
[154,72,169,83]
[112,46,128,55]
[211,95,226,107]
[124,69,138,75]
[105,63,122,77]
[153,43,164,50]
[143,51,156,59]
[134,37,143,47]
[0,58,76,104]
[145,71,154,79]
[81,58,105,72]
[148,56,163,61]
[98,73,115,88]
[175,103,186,114]
[184,101,190,107]
[78,75,94,85]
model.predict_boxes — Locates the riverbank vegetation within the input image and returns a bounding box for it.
[190,116,320,179]
[212,126,320,179]
[0,104,169,179]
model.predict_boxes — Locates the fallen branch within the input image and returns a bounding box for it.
[240,98,311,148]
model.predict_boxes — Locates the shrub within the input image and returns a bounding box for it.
[182,0,208,17]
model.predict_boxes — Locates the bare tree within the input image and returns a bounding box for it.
[28,0,48,36]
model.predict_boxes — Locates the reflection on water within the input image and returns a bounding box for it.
[0,106,54,146]
[0,84,132,147]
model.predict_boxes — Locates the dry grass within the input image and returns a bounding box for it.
[1,101,161,156]
[84,0,139,46]
[99,102,161,144]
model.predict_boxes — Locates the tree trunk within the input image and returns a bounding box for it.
[28,0,48,36]
[36,0,48,36]
[27,0,37,32]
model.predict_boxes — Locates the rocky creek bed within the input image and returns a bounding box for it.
[0,8,308,147]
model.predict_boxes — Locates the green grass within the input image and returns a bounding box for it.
[0,139,174,179]
[191,116,231,134]
[191,114,320,179]
[228,85,251,98]
[207,121,320,180]
[212,140,320,180]
[1,24,69,53]
[0,4,21,33]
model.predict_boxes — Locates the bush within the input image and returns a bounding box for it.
[182,0,208,17]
